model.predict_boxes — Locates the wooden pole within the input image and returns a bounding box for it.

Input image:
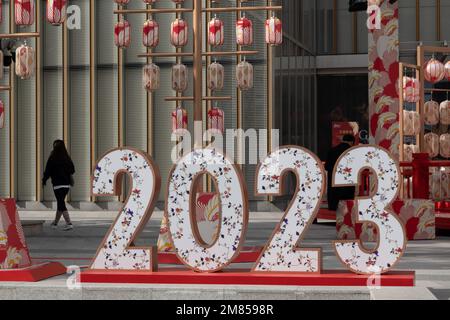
[193,0,203,148]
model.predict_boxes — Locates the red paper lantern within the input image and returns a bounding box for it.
[440,134,450,159]
[143,63,160,92]
[236,17,253,46]
[172,63,188,92]
[47,0,67,25]
[172,107,188,133]
[440,100,450,125]
[265,16,282,46]
[114,20,131,48]
[208,107,224,133]
[207,62,224,91]
[445,61,450,81]
[236,60,253,90]
[15,44,35,80]
[15,0,35,26]
[402,76,420,103]
[143,19,159,48]
[143,0,157,3]
[208,16,224,47]
[424,58,445,84]
[170,18,188,47]
[0,100,4,129]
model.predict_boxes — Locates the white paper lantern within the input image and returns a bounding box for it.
[208,16,224,47]
[170,18,188,47]
[143,19,159,48]
[265,16,282,46]
[0,100,4,129]
[171,63,188,92]
[172,107,187,133]
[424,132,440,158]
[440,100,450,125]
[402,110,420,136]
[15,44,35,79]
[15,0,35,26]
[440,134,450,159]
[402,76,420,103]
[143,63,160,92]
[208,107,224,133]
[236,17,253,46]
[207,62,224,91]
[424,100,440,126]
[236,60,253,91]
[445,61,450,81]
[424,58,445,84]
[403,144,419,163]
[47,0,67,25]
[114,20,131,48]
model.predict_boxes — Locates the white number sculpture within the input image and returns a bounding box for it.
[166,148,248,272]
[90,148,161,270]
[333,145,406,274]
[253,147,325,272]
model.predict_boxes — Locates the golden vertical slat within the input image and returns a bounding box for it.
[63,21,69,147]
[90,0,96,202]
[36,0,42,201]
[118,12,124,149]
[205,0,211,192]
[267,0,273,155]
[236,0,242,167]
[9,0,15,198]
[193,0,203,149]
[146,3,153,156]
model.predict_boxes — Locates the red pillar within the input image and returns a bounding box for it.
[412,153,430,199]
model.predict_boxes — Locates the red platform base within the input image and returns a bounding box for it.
[0,262,66,282]
[436,213,450,230]
[80,269,415,287]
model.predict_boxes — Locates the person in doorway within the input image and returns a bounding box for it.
[325,134,356,211]
[42,140,75,231]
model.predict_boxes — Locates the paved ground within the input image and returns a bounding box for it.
[3,211,450,300]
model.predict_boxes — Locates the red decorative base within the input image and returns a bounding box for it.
[436,213,450,230]
[0,262,66,282]
[317,209,336,220]
[80,269,415,287]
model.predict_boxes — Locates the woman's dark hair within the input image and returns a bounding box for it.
[50,140,71,162]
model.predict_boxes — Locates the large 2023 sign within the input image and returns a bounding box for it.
[90,145,406,275]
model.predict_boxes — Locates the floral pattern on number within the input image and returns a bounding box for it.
[255,147,324,272]
[91,149,156,270]
[334,146,406,274]
[167,148,247,272]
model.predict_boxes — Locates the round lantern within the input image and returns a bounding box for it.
[403,110,420,136]
[208,107,224,134]
[236,60,253,91]
[15,44,35,80]
[143,19,159,48]
[170,18,188,47]
[114,20,131,48]
[172,63,188,92]
[114,0,130,4]
[265,16,282,46]
[424,100,440,126]
[143,63,160,92]
[208,16,224,47]
[47,0,67,25]
[207,62,224,91]
[440,100,450,125]
[172,107,188,133]
[445,61,450,81]
[424,132,440,158]
[440,134,450,159]
[403,144,419,163]
[0,100,4,130]
[424,58,445,84]
[402,76,420,103]
[15,0,35,26]
[236,17,253,46]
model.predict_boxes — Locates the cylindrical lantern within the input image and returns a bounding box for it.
[172,107,188,133]
[171,63,188,92]
[236,17,253,46]
[445,61,450,81]
[114,0,130,4]
[0,50,3,80]
[114,20,131,48]
[265,16,282,46]
[403,110,420,136]
[440,134,450,159]
[143,0,157,3]
[440,100,450,125]
[0,100,4,129]
[424,58,445,84]
[170,18,188,47]
[403,144,419,163]
[172,0,185,3]
[15,0,35,26]
[143,19,159,48]
[402,76,420,103]
[208,107,224,133]
[424,132,440,158]
[236,60,253,90]
[143,63,160,92]
[424,100,440,125]
[208,16,224,47]
[47,0,67,25]
[207,62,224,91]
[15,44,35,80]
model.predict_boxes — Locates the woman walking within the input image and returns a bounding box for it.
[42,140,75,231]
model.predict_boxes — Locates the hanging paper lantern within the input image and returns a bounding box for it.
[236,60,253,90]
[47,0,67,25]
[208,107,224,133]
[236,17,253,46]
[424,58,445,84]
[143,0,157,3]
[265,16,282,46]
[402,76,420,103]
[143,63,160,92]
[403,144,419,163]
[172,0,185,4]
[170,18,188,47]
[172,107,188,133]
[440,134,450,159]
[440,100,450,125]
[114,0,130,4]
[445,61,450,81]
[171,63,188,92]
[208,16,224,47]
[403,110,420,136]
[424,132,440,158]
[114,20,131,48]
[15,44,35,80]
[15,0,35,26]
[207,62,224,91]
[143,19,159,48]
[424,100,440,126]
[0,50,3,80]
[0,100,4,129]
